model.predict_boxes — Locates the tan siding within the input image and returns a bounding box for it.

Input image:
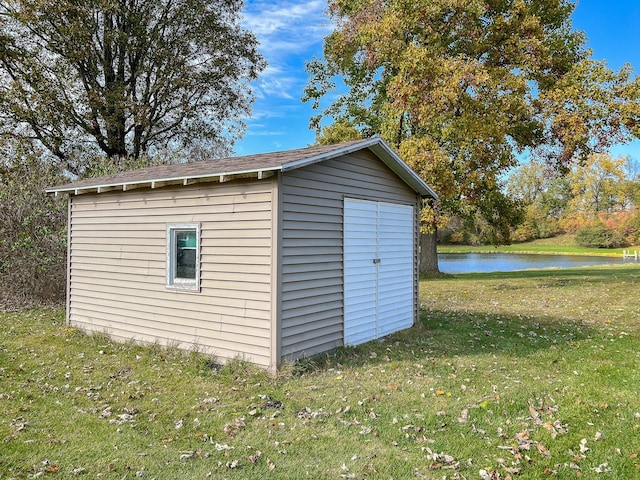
[69,211,272,225]
[280,150,419,360]
[69,307,270,362]
[71,282,272,308]
[68,180,274,366]
[71,269,271,295]
[71,191,274,211]
[70,303,270,339]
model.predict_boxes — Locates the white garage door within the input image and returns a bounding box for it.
[344,198,414,345]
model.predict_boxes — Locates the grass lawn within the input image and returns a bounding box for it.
[438,234,640,257]
[2,265,640,479]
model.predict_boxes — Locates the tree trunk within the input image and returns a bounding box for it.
[419,229,440,275]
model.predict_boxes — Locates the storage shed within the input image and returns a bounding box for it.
[48,138,437,370]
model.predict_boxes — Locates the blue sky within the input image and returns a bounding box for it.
[238,0,640,161]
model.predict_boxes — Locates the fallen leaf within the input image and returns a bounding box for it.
[180,450,196,460]
[528,403,540,420]
[515,431,533,451]
[479,468,501,479]
[579,438,589,454]
[214,443,234,451]
[457,408,469,423]
[543,422,557,438]
[248,450,262,463]
[591,462,612,474]
[536,443,551,458]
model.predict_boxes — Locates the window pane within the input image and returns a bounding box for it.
[175,230,196,279]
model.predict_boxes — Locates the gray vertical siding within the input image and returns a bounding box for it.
[279,150,420,361]
[67,179,275,366]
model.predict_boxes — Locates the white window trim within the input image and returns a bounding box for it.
[166,223,201,292]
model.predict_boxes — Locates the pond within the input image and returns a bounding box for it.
[437,252,638,274]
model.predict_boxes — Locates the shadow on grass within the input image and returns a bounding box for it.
[292,309,596,375]
[291,267,639,374]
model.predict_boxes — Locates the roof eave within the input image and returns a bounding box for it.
[46,138,438,200]
[46,166,281,195]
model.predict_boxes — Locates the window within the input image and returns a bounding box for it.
[166,224,200,291]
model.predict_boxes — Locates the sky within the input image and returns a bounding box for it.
[237,0,640,161]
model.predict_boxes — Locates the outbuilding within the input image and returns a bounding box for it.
[48,138,437,370]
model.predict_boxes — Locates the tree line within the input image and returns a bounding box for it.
[438,152,640,247]
[509,153,640,247]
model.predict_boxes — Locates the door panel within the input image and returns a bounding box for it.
[344,199,414,345]
[344,199,378,345]
[377,202,413,337]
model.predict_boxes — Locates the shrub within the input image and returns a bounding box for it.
[575,221,628,248]
[511,220,538,242]
[617,210,640,245]
[0,148,67,303]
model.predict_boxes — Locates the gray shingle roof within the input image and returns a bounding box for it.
[47,138,437,199]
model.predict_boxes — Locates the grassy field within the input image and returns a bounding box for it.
[438,234,640,256]
[2,265,640,479]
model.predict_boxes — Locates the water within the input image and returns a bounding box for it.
[437,252,637,274]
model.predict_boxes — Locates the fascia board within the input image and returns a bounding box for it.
[46,166,283,195]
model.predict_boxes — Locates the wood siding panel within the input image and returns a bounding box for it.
[68,180,274,366]
[280,150,419,361]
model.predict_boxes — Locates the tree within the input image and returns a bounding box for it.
[568,153,627,213]
[0,0,265,171]
[304,0,640,272]
[506,161,571,239]
[507,162,549,206]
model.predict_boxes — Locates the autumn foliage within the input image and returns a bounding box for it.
[305,0,640,251]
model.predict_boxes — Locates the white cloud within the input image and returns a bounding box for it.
[242,0,331,59]
[253,65,299,99]
[242,1,332,100]
[243,1,328,35]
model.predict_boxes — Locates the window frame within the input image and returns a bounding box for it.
[166,223,201,292]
